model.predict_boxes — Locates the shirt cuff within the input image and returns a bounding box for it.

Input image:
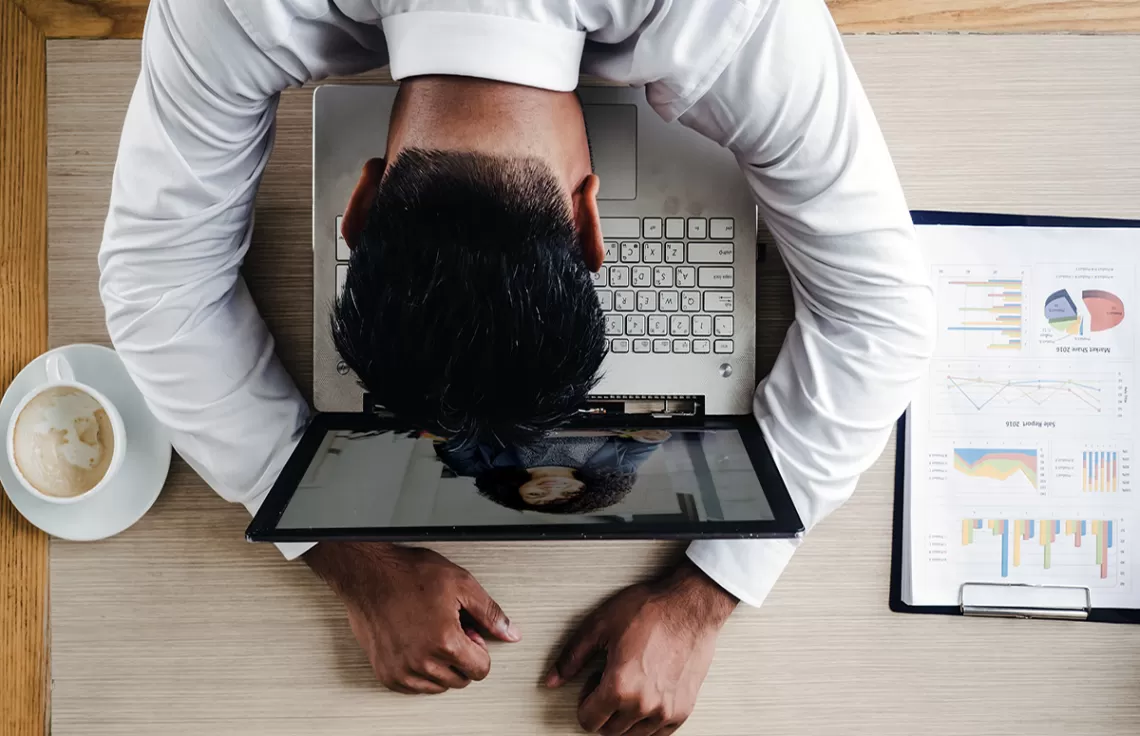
[686,537,800,608]
[382,11,585,92]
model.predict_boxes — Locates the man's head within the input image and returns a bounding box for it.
[474,465,636,514]
[332,143,607,442]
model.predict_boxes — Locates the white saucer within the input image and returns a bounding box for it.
[1,344,172,541]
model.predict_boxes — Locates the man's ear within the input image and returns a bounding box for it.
[341,157,386,250]
[572,174,604,272]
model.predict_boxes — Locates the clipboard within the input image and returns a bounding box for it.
[889,210,1140,624]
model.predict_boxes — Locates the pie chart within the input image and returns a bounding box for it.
[1044,288,1125,335]
[1083,289,1126,332]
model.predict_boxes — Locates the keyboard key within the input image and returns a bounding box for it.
[615,291,635,311]
[669,315,690,336]
[601,217,640,239]
[626,314,647,336]
[681,291,701,312]
[643,218,663,238]
[643,242,663,263]
[693,339,712,353]
[710,218,735,239]
[665,218,685,239]
[676,266,696,287]
[597,290,613,311]
[620,242,640,263]
[704,292,734,312]
[653,339,671,354]
[673,339,691,354]
[665,242,685,263]
[604,315,623,336]
[603,241,619,263]
[692,315,712,336]
[590,267,607,287]
[714,339,734,354]
[698,267,734,288]
[653,266,674,288]
[659,291,679,312]
[609,266,630,287]
[688,243,734,263]
[611,338,630,353]
[687,218,707,239]
[648,315,668,336]
[335,216,350,261]
[715,315,734,337]
[336,264,348,295]
[637,291,658,312]
[633,338,651,353]
[632,266,652,287]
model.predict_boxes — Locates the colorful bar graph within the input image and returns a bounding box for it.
[947,278,1023,350]
[962,518,1113,579]
[1082,450,1119,491]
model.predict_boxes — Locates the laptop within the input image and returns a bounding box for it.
[246,84,799,543]
[312,84,757,416]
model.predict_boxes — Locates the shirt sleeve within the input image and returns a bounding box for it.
[674,0,937,607]
[98,0,386,559]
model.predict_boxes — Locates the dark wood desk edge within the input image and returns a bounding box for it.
[11,0,1140,38]
[0,3,48,736]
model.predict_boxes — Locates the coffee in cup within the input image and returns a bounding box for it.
[6,353,126,504]
[11,386,116,498]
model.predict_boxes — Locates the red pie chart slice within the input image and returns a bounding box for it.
[1082,289,1125,332]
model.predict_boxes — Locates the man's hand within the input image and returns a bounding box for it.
[306,542,520,694]
[546,560,737,735]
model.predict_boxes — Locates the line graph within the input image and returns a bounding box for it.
[942,375,1103,413]
[931,363,1124,419]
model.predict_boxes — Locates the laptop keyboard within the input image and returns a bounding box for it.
[333,214,735,356]
[596,217,735,355]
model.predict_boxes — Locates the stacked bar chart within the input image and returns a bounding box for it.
[945,277,1023,350]
[961,518,1114,579]
[1082,451,1119,492]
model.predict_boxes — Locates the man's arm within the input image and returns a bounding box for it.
[98,0,385,545]
[674,0,937,607]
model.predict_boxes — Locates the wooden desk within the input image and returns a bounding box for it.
[35,34,1140,736]
[3,10,1140,735]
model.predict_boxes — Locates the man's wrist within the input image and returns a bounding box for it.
[304,542,399,595]
[663,558,738,627]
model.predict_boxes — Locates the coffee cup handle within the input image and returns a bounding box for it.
[45,353,75,383]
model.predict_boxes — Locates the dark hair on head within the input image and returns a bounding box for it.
[332,148,607,445]
[473,466,635,514]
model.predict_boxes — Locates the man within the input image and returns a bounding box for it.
[438,429,669,513]
[99,0,935,734]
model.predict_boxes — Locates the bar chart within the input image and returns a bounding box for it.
[960,518,1117,582]
[1083,451,1119,492]
[943,276,1023,352]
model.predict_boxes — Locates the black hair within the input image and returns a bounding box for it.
[331,148,607,445]
[473,466,635,514]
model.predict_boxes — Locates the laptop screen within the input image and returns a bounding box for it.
[248,414,801,542]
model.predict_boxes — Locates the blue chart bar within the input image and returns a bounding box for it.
[946,278,1023,350]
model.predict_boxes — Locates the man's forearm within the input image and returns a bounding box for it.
[663,558,738,627]
[304,542,401,595]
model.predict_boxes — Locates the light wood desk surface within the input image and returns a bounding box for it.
[36,34,1140,735]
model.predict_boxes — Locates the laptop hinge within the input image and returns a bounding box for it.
[365,394,703,419]
[580,395,704,419]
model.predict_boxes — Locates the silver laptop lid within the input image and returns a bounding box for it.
[313,85,757,415]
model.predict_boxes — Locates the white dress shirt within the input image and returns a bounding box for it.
[99,0,936,606]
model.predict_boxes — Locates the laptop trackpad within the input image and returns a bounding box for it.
[584,104,637,201]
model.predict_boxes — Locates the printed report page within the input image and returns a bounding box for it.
[906,224,1138,609]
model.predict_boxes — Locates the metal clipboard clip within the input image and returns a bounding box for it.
[959,582,1092,621]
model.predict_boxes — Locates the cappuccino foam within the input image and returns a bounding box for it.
[11,386,115,498]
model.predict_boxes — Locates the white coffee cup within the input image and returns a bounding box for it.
[6,353,127,505]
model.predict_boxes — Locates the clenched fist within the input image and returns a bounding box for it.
[306,542,520,694]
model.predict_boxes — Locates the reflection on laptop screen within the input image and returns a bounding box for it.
[275,428,774,530]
